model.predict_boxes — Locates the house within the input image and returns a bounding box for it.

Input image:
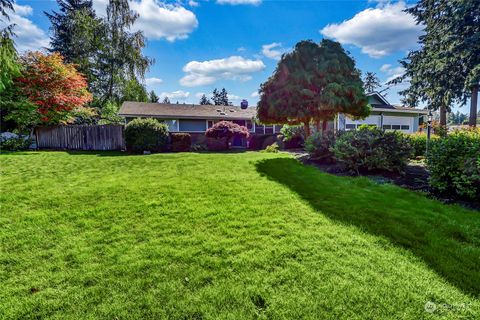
[118,102,281,147]
[337,92,428,133]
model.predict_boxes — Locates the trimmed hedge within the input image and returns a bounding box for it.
[331,125,412,174]
[427,128,480,200]
[170,133,191,152]
[405,132,439,158]
[125,118,169,153]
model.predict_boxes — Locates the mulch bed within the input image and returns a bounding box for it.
[291,152,479,211]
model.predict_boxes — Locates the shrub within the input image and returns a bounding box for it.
[191,143,207,152]
[405,132,439,158]
[280,125,305,148]
[331,125,413,174]
[125,118,169,153]
[427,128,480,200]
[0,132,32,151]
[170,133,191,152]
[262,142,279,153]
[205,121,249,150]
[248,134,277,150]
[304,130,338,162]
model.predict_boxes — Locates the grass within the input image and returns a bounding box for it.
[0,151,479,319]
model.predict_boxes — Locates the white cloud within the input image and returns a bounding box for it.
[160,90,190,100]
[92,0,197,41]
[145,77,163,86]
[216,0,261,5]
[188,0,199,7]
[228,94,241,101]
[251,91,259,98]
[320,1,423,58]
[380,64,405,83]
[261,42,286,60]
[237,46,246,52]
[0,4,49,52]
[180,56,265,87]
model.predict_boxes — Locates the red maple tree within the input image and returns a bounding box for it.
[15,51,92,125]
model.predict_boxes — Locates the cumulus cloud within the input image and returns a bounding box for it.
[92,0,198,41]
[0,4,49,52]
[251,91,259,98]
[320,1,423,58]
[261,42,286,60]
[180,56,265,87]
[145,77,163,86]
[160,90,190,100]
[380,64,405,83]
[188,0,199,7]
[216,0,261,5]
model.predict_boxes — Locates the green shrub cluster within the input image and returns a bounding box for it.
[0,134,32,151]
[248,134,277,150]
[331,125,413,174]
[125,118,169,153]
[262,142,280,153]
[427,128,480,200]
[280,125,305,149]
[170,133,191,152]
[304,130,338,162]
[404,132,439,158]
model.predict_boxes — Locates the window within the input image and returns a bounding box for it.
[401,125,410,130]
[391,125,401,130]
[346,124,356,130]
[207,120,214,128]
[255,125,264,134]
[246,120,254,132]
[179,119,207,132]
[265,126,274,134]
[163,119,178,132]
[383,125,391,130]
[274,125,283,133]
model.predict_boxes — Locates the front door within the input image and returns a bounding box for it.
[232,135,244,148]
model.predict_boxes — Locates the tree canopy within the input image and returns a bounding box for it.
[363,72,381,93]
[205,121,249,150]
[212,88,231,106]
[257,39,369,135]
[199,94,212,105]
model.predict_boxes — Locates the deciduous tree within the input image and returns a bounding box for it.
[205,120,249,150]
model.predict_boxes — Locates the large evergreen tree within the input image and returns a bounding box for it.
[257,40,369,136]
[199,94,212,105]
[363,72,381,93]
[149,90,159,103]
[391,0,480,127]
[212,88,230,106]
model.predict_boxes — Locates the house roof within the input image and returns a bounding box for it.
[367,92,428,114]
[119,102,257,120]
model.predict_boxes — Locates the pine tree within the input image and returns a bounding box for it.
[199,94,212,105]
[162,96,170,104]
[363,72,381,93]
[212,88,230,106]
[149,90,159,103]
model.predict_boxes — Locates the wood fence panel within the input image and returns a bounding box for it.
[36,125,125,151]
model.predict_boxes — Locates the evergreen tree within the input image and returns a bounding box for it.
[363,72,381,93]
[162,96,170,104]
[149,90,159,103]
[258,40,369,136]
[212,88,230,106]
[0,0,14,36]
[46,0,102,87]
[199,94,212,105]
[121,78,148,102]
[391,0,480,126]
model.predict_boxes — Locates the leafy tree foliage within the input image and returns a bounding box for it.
[205,121,249,150]
[199,94,212,105]
[149,90,159,103]
[363,72,381,93]
[121,78,148,102]
[0,33,20,92]
[257,40,369,136]
[212,88,231,106]
[391,0,480,126]
[46,0,103,88]
[162,96,170,104]
[10,52,92,128]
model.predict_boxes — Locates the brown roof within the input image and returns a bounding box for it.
[119,102,257,120]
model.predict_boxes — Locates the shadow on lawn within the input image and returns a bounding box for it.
[255,158,480,297]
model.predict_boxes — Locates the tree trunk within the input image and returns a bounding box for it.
[439,104,447,127]
[225,137,230,150]
[322,119,328,132]
[314,119,321,133]
[303,121,311,138]
[469,84,478,127]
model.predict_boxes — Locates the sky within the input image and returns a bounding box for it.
[4,0,469,112]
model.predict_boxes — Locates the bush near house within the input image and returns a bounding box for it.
[280,125,305,149]
[427,128,480,200]
[304,130,339,163]
[248,134,278,150]
[205,121,249,150]
[0,132,32,151]
[170,133,191,152]
[404,132,439,158]
[125,118,169,153]
[331,125,413,174]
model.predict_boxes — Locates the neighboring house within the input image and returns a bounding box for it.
[118,102,282,147]
[337,92,428,133]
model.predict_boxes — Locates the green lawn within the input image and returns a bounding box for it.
[1,151,479,319]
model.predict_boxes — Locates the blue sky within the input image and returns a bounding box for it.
[7,0,468,112]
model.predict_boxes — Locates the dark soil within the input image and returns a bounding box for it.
[293,153,479,211]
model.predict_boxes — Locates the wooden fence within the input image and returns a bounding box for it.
[36,125,125,151]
